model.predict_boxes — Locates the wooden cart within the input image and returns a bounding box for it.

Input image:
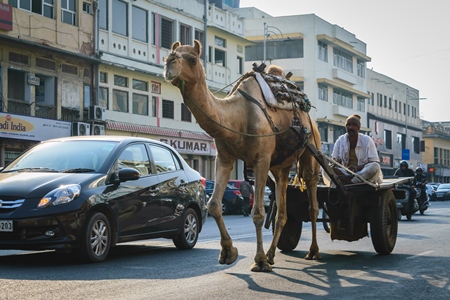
[264,141,410,255]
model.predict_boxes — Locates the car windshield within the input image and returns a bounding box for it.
[3,140,118,173]
[437,184,450,190]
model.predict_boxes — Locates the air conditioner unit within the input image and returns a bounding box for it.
[72,122,91,136]
[91,124,105,135]
[89,105,106,121]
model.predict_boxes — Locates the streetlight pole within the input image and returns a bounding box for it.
[263,22,284,64]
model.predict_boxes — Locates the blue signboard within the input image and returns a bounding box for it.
[402,149,410,161]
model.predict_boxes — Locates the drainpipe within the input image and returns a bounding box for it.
[203,0,208,75]
[93,1,100,106]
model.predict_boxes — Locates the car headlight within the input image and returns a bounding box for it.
[38,184,81,208]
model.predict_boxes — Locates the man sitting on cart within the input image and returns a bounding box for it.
[323,114,383,185]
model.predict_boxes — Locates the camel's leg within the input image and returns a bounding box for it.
[299,151,321,260]
[207,155,238,265]
[265,167,290,266]
[250,162,273,272]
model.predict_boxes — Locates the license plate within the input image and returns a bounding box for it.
[0,220,13,232]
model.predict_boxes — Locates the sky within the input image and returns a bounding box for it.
[239,0,450,122]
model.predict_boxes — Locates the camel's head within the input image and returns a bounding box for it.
[164,40,202,86]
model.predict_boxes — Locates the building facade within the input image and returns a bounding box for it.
[0,0,97,165]
[422,121,450,183]
[367,69,423,175]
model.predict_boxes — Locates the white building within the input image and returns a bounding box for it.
[240,11,371,157]
[367,69,423,174]
[96,0,252,179]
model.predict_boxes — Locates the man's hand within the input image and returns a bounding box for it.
[348,165,357,172]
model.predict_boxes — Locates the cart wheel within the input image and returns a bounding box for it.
[322,204,330,233]
[370,190,398,255]
[277,214,303,251]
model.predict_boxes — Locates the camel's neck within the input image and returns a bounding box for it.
[177,78,229,139]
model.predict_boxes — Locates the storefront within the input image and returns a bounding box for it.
[0,113,71,167]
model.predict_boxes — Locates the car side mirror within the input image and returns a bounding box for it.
[118,168,140,182]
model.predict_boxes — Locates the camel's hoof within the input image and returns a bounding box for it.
[218,246,238,265]
[305,251,321,260]
[250,261,272,272]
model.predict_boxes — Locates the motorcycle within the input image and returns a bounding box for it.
[415,183,430,215]
[396,183,419,221]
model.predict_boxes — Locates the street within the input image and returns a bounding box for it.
[0,202,449,300]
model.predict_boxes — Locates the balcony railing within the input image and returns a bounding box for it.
[61,107,81,123]
[6,100,80,122]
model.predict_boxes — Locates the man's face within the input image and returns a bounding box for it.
[346,122,359,136]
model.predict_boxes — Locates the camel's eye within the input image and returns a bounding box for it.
[190,57,197,65]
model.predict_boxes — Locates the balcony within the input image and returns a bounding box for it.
[6,100,80,122]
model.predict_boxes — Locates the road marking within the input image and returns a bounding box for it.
[406,250,435,259]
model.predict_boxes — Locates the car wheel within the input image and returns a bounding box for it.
[77,212,111,263]
[221,200,230,215]
[173,208,199,250]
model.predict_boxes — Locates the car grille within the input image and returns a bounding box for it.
[0,198,25,210]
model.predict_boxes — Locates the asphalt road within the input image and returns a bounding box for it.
[0,201,449,300]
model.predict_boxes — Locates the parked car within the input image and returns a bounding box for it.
[263,186,272,211]
[205,180,243,215]
[227,179,254,211]
[434,183,450,201]
[0,136,208,263]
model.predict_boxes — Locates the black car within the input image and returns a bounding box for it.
[0,136,207,263]
[435,183,450,201]
[205,180,243,215]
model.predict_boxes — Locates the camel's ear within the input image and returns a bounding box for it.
[194,39,202,57]
[171,42,181,52]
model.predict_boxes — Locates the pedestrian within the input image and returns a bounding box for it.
[239,179,253,216]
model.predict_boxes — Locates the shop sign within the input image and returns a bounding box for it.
[379,152,393,168]
[0,113,71,141]
[27,75,41,86]
[159,137,211,155]
[0,3,12,31]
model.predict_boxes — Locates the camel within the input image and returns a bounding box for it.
[164,40,321,272]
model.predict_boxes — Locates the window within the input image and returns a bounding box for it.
[357,60,365,78]
[99,87,109,109]
[180,24,191,45]
[237,56,243,74]
[318,84,328,101]
[215,49,226,67]
[98,0,107,30]
[318,41,327,62]
[371,92,374,105]
[318,123,328,142]
[384,130,392,149]
[333,49,353,72]
[61,0,76,25]
[132,5,147,42]
[152,96,157,117]
[83,85,90,108]
[384,95,387,108]
[82,2,91,14]
[162,99,174,119]
[245,39,304,61]
[149,145,181,173]
[215,36,226,48]
[399,101,402,114]
[113,90,128,112]
[333,89,353,108]
[119,144,151,175]
[10,0,54,19]
[132,79,147,91]
[333,125,346,142]
[7,69,26,101]
[357,97,365,112]
[389,97,392,109]
[112,0,127,36]
[395,100,397,112]
[132,94,148,116]
[114,75,128,87]
[181,103,191,122]
[160,17,173,49]
[397,133,405,150]
[100,72,107,83]
[413,136,420,154]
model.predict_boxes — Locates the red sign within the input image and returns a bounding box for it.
[0,3,13,31]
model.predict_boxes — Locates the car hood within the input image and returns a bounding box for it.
[0,172,103,198]
[436,188,450,194]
